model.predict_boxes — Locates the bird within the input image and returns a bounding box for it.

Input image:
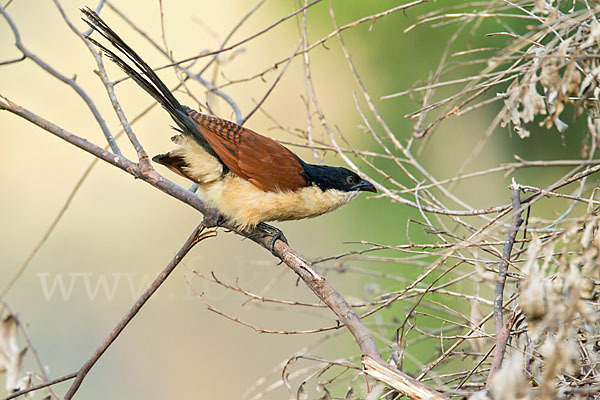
[82,8,376,250]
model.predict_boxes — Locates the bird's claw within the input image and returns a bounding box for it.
[257,222,288,253]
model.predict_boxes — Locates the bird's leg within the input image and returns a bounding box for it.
[256,222,288,253]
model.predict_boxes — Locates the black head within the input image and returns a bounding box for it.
[301,162,377,193]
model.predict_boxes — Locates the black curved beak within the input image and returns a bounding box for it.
[351,179,377,193]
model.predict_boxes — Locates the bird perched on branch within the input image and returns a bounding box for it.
[82,8,376,250]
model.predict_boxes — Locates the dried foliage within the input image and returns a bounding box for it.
[481,215,600,400]
[0,315,26,393]
[398,0,600,145]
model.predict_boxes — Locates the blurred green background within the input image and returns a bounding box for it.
[0,0,591,399]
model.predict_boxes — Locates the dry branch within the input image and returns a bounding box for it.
[488,182,524,382]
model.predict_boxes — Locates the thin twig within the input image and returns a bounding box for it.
[1,372,77,400]
[241,42,301,125]
[488,182,524,382]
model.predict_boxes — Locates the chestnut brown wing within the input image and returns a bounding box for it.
[187,110,307,192]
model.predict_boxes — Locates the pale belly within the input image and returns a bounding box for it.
[199,175,358,229]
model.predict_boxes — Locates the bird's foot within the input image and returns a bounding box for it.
[202,212,225,228]
[256,222,288,253]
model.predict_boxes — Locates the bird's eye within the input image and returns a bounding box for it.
[346,175,357,185]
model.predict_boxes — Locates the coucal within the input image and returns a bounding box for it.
[82,8,376,248]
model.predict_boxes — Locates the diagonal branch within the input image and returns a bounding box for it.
[64,225,216,400]
[261,240,447,400]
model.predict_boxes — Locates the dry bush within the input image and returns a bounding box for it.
[271,1,600,397]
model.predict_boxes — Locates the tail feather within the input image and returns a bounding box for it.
[152,152,198,182]
[81,7,219,160]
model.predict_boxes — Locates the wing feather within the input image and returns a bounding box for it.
[187,110,307,192]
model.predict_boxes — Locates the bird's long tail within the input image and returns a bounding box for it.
[81,7,218,159]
